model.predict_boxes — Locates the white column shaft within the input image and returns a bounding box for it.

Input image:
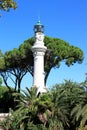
[33,52,44,88]
[31,31,47,93]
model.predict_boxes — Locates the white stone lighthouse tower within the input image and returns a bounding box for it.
[31,21,47,93]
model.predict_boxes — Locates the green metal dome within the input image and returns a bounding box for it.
[36,20,42,25]
[34,20,44,33]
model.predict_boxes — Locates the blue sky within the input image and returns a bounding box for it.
[0,0,87,89]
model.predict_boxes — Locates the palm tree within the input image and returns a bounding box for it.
[50,83,69,130]
[71,79,87,129]
[51,80,86,130]
[0,86,53,129]
[1,80,85,130]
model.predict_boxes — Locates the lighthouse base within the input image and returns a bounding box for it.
[32,85,48,95]
[37,86,48,94]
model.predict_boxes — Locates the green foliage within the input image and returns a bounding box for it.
[0,86,16,112]
[20,36,84,84]
[0,36,84,91]
[0,47,30,92]
[0,84,69,129]
[0,87,53,129]
[0,77,2,86]
[0,50,5,71]
[71,79,87,129]
[0,0,17,11]
[49,80,87,130]
[2,36,84,72]
[44,36,84,66]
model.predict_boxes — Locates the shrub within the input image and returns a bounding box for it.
[0,86,16,112]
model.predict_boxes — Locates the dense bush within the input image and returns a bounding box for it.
[0,86,17,113]
[1,80,87,130]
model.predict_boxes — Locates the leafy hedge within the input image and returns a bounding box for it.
[1,80,87,129]
[0,86,16,113]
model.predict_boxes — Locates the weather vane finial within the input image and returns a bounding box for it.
[38,15,40,23]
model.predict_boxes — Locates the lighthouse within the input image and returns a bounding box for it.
[31,21,47,93]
